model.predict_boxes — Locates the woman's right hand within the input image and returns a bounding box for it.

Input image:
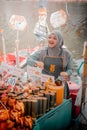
[60,72,69,82]
[34,61,44,69]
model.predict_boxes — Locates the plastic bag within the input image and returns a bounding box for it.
[75,86,82,106]
[34,11,50,40]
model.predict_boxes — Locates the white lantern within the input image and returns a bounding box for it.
[9,15,27,67]
[50,9,67,28]
[9,15,27,31]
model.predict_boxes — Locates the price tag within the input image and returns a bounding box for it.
[12,67,24,78]
[41,74,54,83]
[27,65,41,78]
[1,62,10,75]
[7,76,18,87]
[1,62,24,78]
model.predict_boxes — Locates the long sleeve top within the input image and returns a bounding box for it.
[27,46,74,76]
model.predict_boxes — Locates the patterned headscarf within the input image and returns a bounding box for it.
[47,30,64,56]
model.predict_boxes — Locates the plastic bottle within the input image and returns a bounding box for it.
[70,72,82,86]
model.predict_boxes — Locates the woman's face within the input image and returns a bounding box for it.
[47,34,58,48]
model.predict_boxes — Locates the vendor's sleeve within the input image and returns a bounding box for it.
[66,54,74,76]
[27,50,40,66]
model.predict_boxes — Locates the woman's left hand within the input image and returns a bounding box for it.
[60,72,69,82]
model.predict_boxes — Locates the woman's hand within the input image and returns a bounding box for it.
[60,72,69,82]
[34,61,44,69]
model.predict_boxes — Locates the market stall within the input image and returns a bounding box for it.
[1,1,87,129]
[0,61,72,130]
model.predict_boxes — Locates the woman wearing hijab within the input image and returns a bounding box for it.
[27,30,74,81]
